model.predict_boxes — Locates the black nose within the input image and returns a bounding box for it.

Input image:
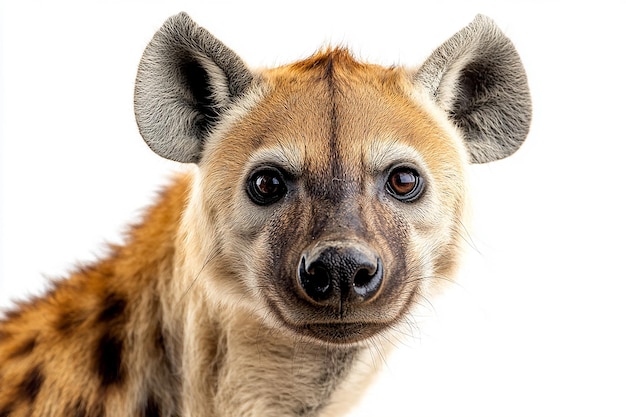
[298,245,383,305]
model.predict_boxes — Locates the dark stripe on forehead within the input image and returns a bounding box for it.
[325,52,341,180]
[311,51,350,205]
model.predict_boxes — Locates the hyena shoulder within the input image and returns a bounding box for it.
[0,176,190,416]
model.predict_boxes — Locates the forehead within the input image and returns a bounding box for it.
[210,49,463,178]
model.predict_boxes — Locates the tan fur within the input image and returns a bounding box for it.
[0,14,529,414]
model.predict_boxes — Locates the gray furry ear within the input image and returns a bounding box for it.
[415,15,531,163]
[134,12,253,163]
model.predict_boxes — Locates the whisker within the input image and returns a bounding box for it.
[457,219,482,256]
[176,252,213,306]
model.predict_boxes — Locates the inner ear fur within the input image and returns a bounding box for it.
[415,15,532,163]
[134,12,253,163]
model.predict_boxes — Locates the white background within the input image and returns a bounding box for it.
[1,1,625,416]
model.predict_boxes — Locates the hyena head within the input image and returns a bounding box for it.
[135,13,531,345]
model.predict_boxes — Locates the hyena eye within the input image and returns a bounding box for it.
[386,166,425,202]
[247,167,287,205]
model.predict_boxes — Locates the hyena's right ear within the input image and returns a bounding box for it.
[134,12,253,163]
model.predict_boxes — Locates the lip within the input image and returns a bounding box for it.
[265,298,391,344]
[289,321,389,345]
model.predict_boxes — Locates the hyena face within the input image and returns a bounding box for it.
[200,55,468,344]
[135,13,531,345]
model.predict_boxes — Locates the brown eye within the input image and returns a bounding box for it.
[386,166,424,202]
[247,167,287,205]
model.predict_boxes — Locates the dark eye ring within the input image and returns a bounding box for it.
[247,167,287,205]
[385,166,425,202]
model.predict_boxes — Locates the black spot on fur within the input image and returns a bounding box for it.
[9,337,36,359]
[69,400,87,417]
[0,403,14,417]
[155,323,176,376]
[97,293,127,324]
[3,308,21,321]
[56,310,84,334]
[19,365,44,401]
[67,399,105,417]
[90,402,105,417]
[95,331,125,387]
[142,395,161,417]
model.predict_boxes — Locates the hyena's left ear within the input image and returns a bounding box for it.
[415,15,532,163]
[134,12,253,163]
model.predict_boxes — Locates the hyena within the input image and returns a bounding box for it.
[0,12,531,417]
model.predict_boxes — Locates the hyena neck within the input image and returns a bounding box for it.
[179,300,376,417]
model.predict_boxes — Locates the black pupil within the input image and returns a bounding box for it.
[390,170,416,195]
[256,174,281,196]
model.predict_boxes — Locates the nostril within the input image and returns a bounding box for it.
[298,257,333,302]
[353,268,374,289]
[352,259,383,300]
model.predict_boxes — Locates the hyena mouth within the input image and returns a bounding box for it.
[299,322,390,345]
[272,241,395,344]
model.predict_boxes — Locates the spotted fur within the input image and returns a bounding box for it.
[0,12,531,417]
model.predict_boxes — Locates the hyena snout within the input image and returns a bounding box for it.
[297,243,383,306]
